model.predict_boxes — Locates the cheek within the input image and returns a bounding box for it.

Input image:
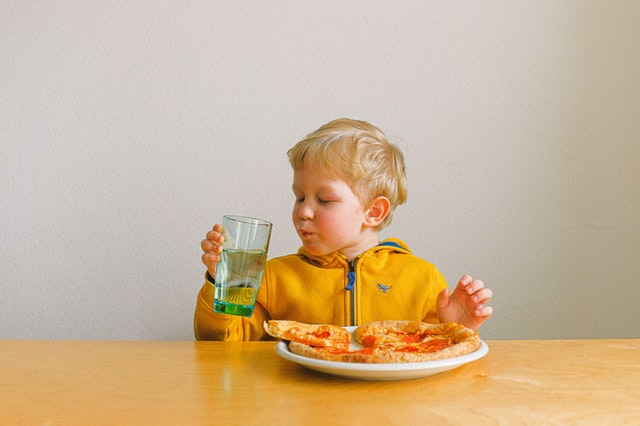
[318,210,355,233]
[291,207,304,227]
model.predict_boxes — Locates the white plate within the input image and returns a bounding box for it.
[275,326,489,381]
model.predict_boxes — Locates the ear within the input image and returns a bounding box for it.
[364,196,391,228]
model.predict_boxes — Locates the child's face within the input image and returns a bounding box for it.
[291,166,377,260]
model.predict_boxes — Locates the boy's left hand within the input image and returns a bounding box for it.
[436,275,493,330]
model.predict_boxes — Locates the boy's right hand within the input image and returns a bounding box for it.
[201,223,225,279]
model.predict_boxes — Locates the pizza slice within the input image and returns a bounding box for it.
[352,320,480,362]
[263,320,351,351]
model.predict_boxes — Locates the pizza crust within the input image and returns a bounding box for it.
[288,341,376,363]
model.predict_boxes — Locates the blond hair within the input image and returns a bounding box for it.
[287,118,407,229]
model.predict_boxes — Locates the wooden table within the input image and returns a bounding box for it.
[1,339,639,424]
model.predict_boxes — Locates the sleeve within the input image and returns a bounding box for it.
[193,273,271,341]
[420,264,449,324]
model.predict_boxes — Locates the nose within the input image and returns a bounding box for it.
[297,200,314,220]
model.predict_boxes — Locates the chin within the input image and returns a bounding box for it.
[301,243,330,257]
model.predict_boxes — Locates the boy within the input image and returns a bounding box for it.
[195,118,493,340]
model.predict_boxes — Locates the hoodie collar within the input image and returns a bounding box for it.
[295,238,411,267]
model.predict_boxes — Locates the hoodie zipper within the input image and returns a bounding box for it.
[341,243,406,327]
[345,258,358,326]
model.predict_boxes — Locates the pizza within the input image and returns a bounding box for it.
[264,320,480,363]
[263,320,351,351]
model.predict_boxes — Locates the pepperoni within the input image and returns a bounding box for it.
[397,346,420,353]
[313,331,331,339]
[402,333,422,343]
[394,339,450,353]
[360,335,377,348]
[419,339,450,352]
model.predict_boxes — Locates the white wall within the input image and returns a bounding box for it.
[2,1,639,340]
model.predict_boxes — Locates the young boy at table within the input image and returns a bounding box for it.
[194,118,493,340]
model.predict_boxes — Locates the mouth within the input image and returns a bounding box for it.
[298,229,313,238]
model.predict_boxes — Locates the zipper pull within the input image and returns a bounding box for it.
[345,259,356,291]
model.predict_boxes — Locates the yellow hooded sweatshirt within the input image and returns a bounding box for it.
[193,238,448,341]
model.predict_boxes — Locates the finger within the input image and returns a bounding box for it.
[201,252,220,272]
[452,276,472,297]
[202,250,221,262]
[458,275,473,288]
[205,230,224,245]
[212,223,224,240]
[471,288,493,305]
[436,287,451,310]
[202,235,224,252]
[201,239,216,253]
[475,305,493,318]
[464,279,485,295]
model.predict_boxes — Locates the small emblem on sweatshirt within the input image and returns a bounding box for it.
[377,283,392,294]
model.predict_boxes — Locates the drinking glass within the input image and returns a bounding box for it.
[213,215,272,317]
